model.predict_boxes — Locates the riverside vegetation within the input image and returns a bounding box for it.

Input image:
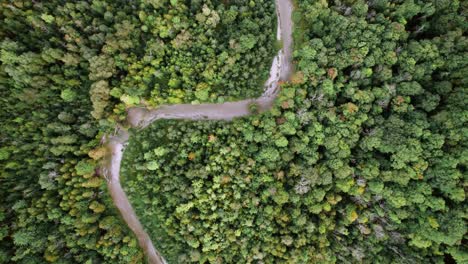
[1,0,467,263]
[1,0,276,262]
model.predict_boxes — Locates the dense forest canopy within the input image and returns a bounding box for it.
[1,0,467,263]
[0,0,276,262]
[125,0,467,262]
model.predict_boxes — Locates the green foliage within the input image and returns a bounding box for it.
[0,0,278,262]
[1,0,466,263]
[248,102,260,114]
[119,0,467,262]
[75,160,95,176]
[60,88,77,102]
[109,0,277,107]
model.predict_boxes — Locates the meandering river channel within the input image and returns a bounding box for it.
[103,1,294,263]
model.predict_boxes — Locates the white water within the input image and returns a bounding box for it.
[103,1,294,263]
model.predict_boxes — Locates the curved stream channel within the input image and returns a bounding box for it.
[103,1,294,263]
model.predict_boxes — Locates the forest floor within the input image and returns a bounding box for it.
[103,0,294,263]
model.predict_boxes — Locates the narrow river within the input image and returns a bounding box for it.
[103,0,294,263]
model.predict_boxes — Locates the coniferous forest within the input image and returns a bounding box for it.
[0,0,466,263]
